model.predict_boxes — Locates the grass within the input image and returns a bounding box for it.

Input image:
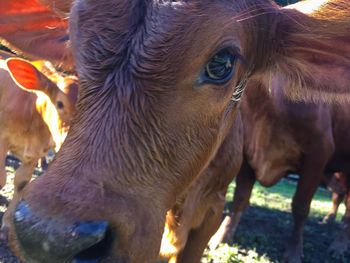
[225,177,345,222]
[202,178,347,263]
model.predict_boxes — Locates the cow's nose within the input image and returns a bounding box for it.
[13,201,110,262]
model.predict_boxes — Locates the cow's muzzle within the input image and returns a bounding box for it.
[13,201,111,262]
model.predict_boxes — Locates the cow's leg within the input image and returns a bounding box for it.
[174,199,226,263]
[323,192,344,224]
[209,160,255,249]
[13,159,37,195]
[1,159,37,237]
[328,186,350,257]
[0,140,8,189]
[37,156,49,171]
[283,165,325,263]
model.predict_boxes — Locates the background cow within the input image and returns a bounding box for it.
[0,52,78,234]
[211,78,350,262]
[1,0,350,263]
[322,172,348,224]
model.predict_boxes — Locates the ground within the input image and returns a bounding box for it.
[0,157,41,263]
[0,161,349,263]
[202,180,350,263]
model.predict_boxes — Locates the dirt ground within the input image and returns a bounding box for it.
[232,203,350,263]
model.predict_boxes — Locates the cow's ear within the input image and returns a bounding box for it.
[0,0,73,69]
[6,58,43,92]
[254,4,350,103]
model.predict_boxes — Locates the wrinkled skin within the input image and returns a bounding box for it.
[5,0,350,262]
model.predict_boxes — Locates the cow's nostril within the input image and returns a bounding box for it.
[73,228,113,262]
[13,201,109,262]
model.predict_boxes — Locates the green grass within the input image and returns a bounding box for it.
[202,178,346,263]
[202,244,272,263]
[225,178,345,221]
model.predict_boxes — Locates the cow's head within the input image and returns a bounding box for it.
[31,60,79,125]
[6,58,78,147]
[54,75,79,126]
[7,0,350,262]
[6,58,78,125]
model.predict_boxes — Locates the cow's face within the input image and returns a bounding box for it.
[8,1,248,261]
[9,0,350,262]
[67,0,248,195]
[55,76,79,126]
[6,58,78,128]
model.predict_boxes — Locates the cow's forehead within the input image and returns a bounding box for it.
[131,3,240,75]
[70,0,241,84]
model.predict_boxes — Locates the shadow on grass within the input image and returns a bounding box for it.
[231,205,349,263]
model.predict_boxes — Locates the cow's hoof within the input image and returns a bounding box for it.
[322,214,336,224]
[207,236,221,250]
[208,216,235,250]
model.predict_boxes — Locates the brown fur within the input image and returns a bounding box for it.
[159,113,243,262]
[6,1,350,262]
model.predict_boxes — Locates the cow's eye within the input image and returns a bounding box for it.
[56,101,64,109]
[201,49,236,85]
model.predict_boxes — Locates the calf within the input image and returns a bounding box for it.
[0,53,78,231]
[3,1,350,262]
[212,78,350,262]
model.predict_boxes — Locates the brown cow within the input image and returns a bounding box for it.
[322,171,350,256]
[322,172,348,224]
[3,0,350,263]
[211,77,350,262]
[0,52,78,232]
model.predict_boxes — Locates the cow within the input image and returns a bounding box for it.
[0,52,78,234]
[1,0,350,263]
[322,172,348,224]
[210,78,350,262]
